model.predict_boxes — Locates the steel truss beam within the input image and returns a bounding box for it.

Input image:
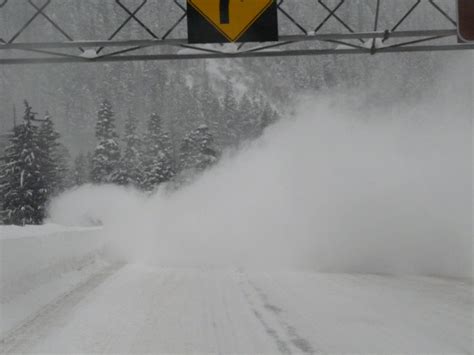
[0,0,472,65]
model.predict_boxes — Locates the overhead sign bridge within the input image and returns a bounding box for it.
[0,0,473,65]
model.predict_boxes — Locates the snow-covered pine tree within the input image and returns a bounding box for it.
[0,102,47,225]
[37,113,66,196]
[141,113,174,191]
[238,94,260,142]
[91,99,121,184]
[260,103,280,131]
[199,75,222,145]
[179,125,219,178]
[222,81,239,147]
[120,110,143,187]
[164,73,198,146]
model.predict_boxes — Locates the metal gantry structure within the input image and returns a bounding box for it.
[0,0,473,65]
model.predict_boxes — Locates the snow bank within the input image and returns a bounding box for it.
[0,226,104,303]
[0,223,100,240]
[0,259,108,336]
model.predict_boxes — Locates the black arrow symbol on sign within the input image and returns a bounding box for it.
[220,0,230,24]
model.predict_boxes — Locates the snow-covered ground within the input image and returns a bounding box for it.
[0,224,472,353]
[1,265,472,354]
[0,258,109,337]
[0,225,106,336]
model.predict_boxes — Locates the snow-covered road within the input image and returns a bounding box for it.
[1,264,472,354]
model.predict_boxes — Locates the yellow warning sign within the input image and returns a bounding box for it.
[188,0,274,42]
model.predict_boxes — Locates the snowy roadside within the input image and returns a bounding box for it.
[0,225,107,336]
[0,224,101,240]
[0,258,112,336]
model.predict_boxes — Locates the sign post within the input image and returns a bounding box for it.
[187,0,278,44]
[458,0,474,42]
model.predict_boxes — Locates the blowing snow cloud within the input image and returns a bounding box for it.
[48,55,473,279]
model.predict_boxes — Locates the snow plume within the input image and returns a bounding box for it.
[49,55,472,279]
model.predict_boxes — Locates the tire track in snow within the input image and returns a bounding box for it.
[249,279,317,354]
[0,262,124,354]
[238,271,317,354]
[240,287,292,355]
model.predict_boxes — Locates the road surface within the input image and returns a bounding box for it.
[1,264,472,354]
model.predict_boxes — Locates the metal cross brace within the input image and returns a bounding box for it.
[96,0,148,54]
[27,0,84,52]
[7,0,52,43]
[115,0,159,39]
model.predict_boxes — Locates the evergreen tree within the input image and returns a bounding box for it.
[141,113,174,191]
[37,113,66,196]
[260,103,280,131]
[0,102,47,225]
[120,111,143,187]
[199,75,222,142]
[164,73,198,146]
[222,82,239,147]
[238,94,260,141]
[179,125,219,177]
[91,99,121,184]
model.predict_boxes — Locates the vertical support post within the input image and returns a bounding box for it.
[371,0,381,54]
